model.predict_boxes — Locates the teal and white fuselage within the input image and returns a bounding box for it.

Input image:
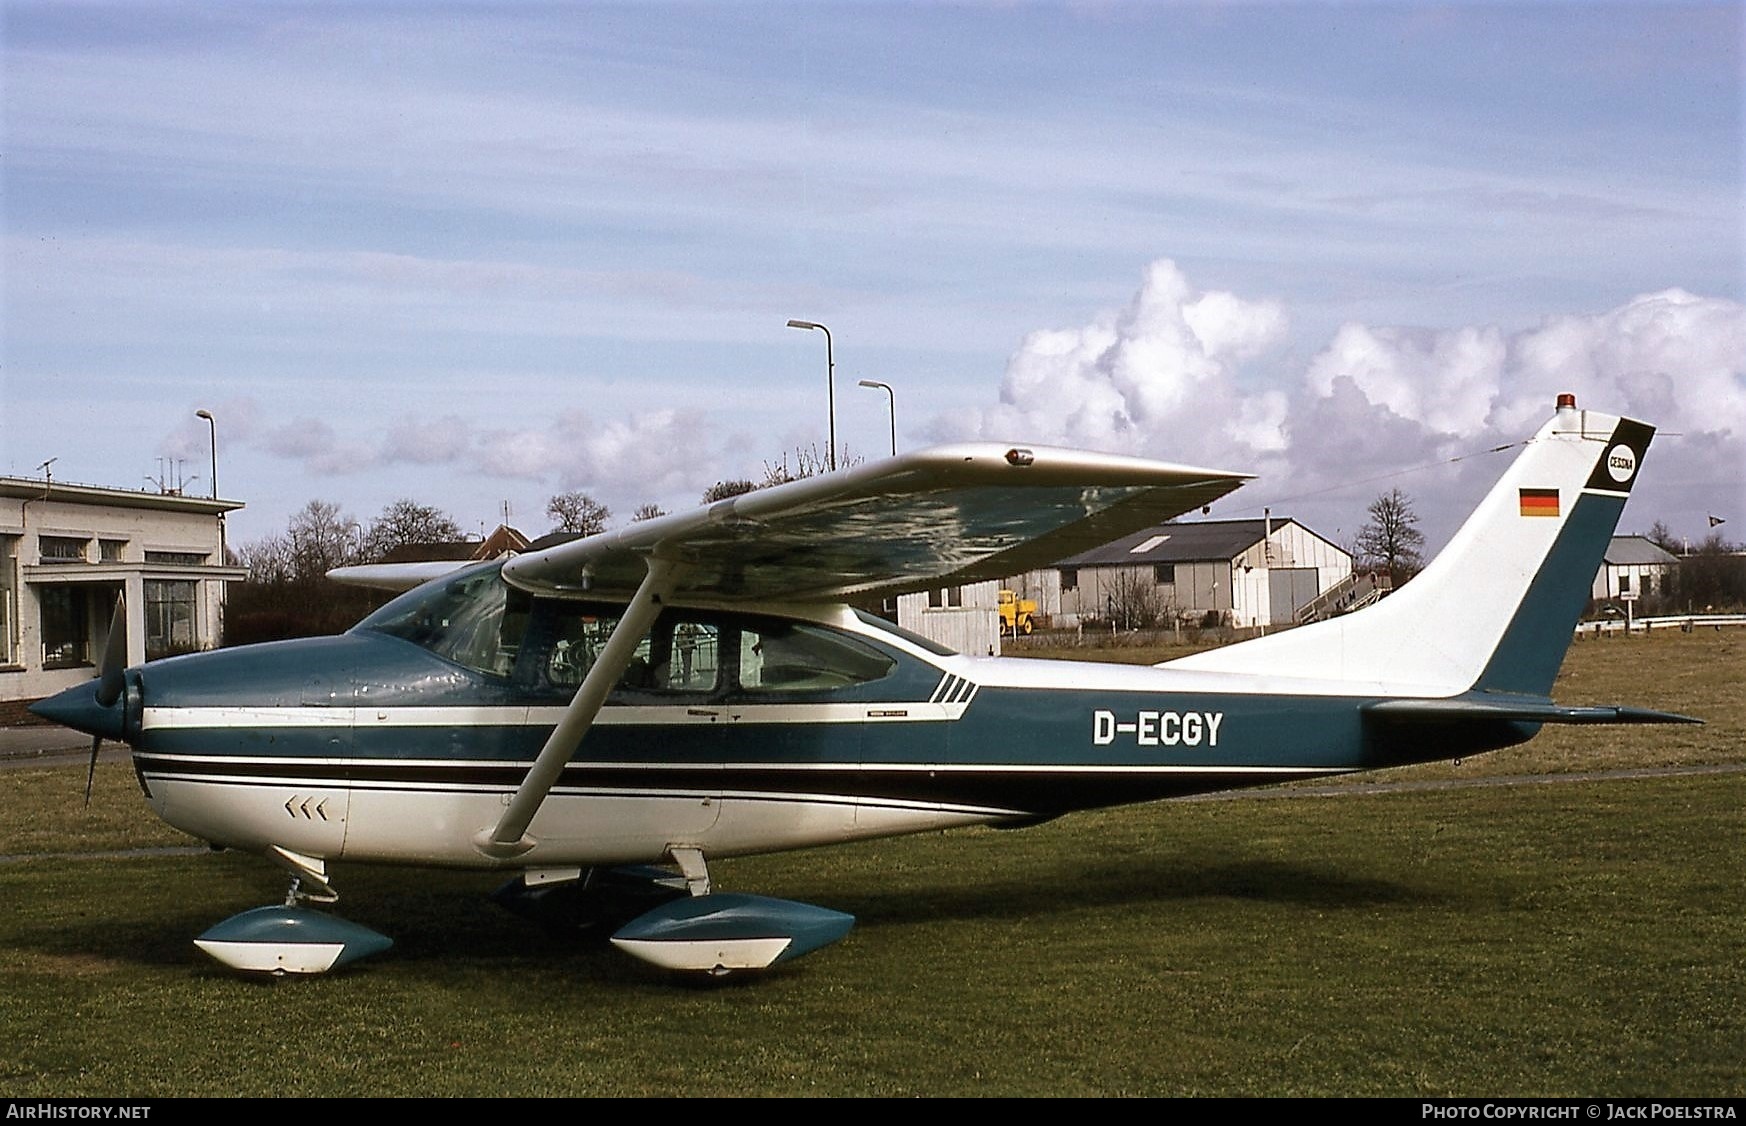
[34,398,1692,976]
[123,603,1405,871]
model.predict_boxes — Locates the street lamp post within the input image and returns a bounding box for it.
[785,319,836,471]
[195,409,223,563]
[858,379,896,457]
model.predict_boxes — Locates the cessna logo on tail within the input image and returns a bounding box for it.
[1606,444,1637,484]
[1093,709,1224,747]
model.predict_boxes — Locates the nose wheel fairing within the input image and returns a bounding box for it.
[194,905,392,976]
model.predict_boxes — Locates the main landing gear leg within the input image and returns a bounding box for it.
[669,846,711,897]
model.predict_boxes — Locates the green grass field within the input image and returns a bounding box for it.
[2,631,1741,1096]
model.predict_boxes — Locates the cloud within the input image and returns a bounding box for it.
[1305,322,1505,436]
[382,416,477,466]
[1494,288,1746,438]
[158,261,1743,547]
[935,258,1745,544]
[947,259,1289,466]
[162,398,733,510]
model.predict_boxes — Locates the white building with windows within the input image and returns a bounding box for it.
[1037,516,1352,630]
[1592,535,1680,601]
[1,477,244,718]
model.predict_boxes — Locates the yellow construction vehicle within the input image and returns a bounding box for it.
[998,589,1038,635]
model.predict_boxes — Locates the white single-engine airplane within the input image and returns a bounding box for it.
[34,394,1694,976]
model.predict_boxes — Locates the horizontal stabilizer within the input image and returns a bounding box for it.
[1366,696,1701,726]
[327,560,475,592]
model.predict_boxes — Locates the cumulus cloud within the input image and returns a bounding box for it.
[1495,288,1746,438]
[952,259,1289,465]
[938,258,1745,544]
[1305,322,1505,436]
[1295,287,1746,538]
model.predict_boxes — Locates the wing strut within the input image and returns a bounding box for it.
[475,556,681,859]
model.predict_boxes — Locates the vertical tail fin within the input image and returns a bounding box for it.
[1166,398,1653,697]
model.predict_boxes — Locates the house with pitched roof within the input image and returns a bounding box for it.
[1016,516,1353,630]
[1591,535,1680,601]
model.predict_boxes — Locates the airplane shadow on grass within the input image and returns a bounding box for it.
[12,847,1448,981]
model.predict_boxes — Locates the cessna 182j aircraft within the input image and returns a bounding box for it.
[33,394,1694,977]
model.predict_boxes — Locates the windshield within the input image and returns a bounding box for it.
[357,563,528,678]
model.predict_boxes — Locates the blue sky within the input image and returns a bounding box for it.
[3,1,1741,553]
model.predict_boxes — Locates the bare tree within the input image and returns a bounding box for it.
[285,500,362,582]
[362,499,462,559]
[546,491,610,535]
[761,443,863,487]
[1355,487,1425,586]
[228,500,386,644]
[237,534,295,587]
[1107,569,1166,631]
[1647,520,1681,556]
[701,479,757,504]
[631,503,667,522]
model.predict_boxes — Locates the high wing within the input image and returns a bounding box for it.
[492,443,1250,604]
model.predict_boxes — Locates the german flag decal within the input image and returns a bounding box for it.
[1519,488,1560,517]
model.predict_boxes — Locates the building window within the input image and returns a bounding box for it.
[0,537,15,666]
[145,550,208,566]
[1618,573,1632,595]
[40,536,89,564]
[1061,568,1078,591]
[100,539,127,562]
[145,580,199,659]
[1154,564,1176,585]
[927,588,944,609]
[41,586,91,667]
[947,586,963,608]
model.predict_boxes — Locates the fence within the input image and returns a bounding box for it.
[1574,613,1746,637]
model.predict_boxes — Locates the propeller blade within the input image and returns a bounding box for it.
[84,735,102,808]
[95,593,127,708]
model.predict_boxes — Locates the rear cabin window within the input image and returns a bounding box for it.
[738,621,895,693]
